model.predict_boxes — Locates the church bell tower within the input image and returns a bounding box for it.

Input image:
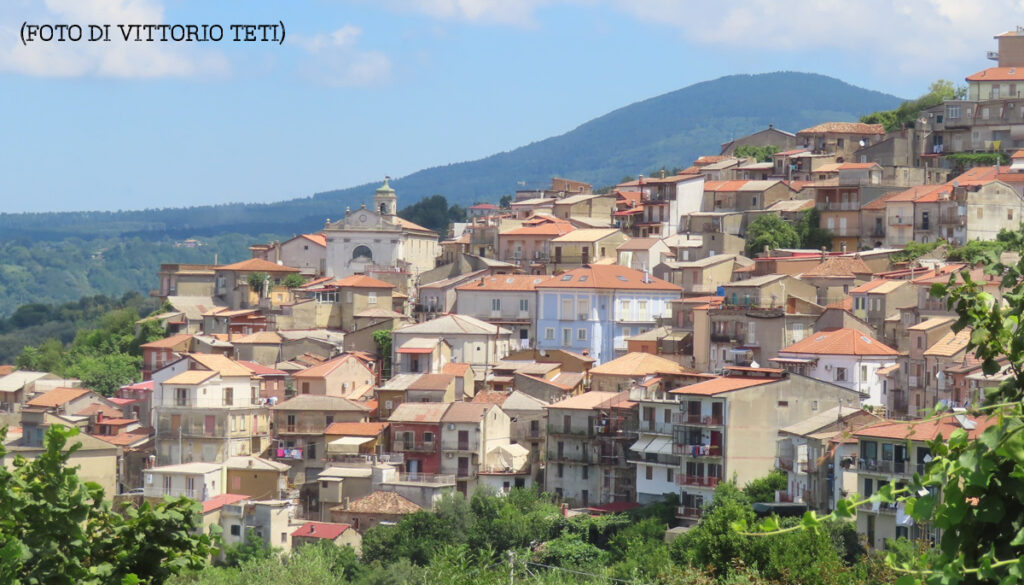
[374,176,397,217]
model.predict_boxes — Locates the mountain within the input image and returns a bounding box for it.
[0,72,901,242]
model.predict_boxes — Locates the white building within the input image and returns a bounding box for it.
[771,328,899,406]
[323,178,439,281]
[392,314,511,381]
[454,274,551,350]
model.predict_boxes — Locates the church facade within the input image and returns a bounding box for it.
[323,178,440,281]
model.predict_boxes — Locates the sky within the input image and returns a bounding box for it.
[2,0,1023,213]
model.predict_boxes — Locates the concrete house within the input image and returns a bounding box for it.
[393,314,511,381]
[455,274,552,351]
[272,394,369,483]
[213,258,301,310]
[548,229,630,270]
[439,402,512,495]
[616,238,670,272]
[292,354,376,400]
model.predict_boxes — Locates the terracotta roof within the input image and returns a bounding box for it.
[924,328,971,357]
[218,258,300,273]
[395,313,507,335]
[455,275,552,292]
[590,352,689,377]
[950,166,998,187]
[407,373,455,391]
[273,394,368,412]
[535,264,680,291]
[236,361,287,376]
[389,402,451,422]
[797,122,885,135]
[703,180,749,192]
[442,402,493,423]
[825,297,854,311]
[617,238,663,251]
[471,390,510,405]
[547,391,623,410]
[232,331,283,345]
[26,387,91,408]
[331,274,396,289]
[855,415,995,441]
[501,217,576,237]
[324,422,389,436]
[294,354,370,379]
[79,403,124,418]
[395,217,437,234]
[669,375,777,396]
[469,203,499,209]
[778,328,899,356]
[299,233,327,247]
[442,363,472,376]
[776,148,811,156]
[140,333,194,350]
[966,67,1024,81]
[850,279,906,294]
[291,521,352,540]
[0,366,14,376]
[92,432,151,447]
[550,228,622,243]
[188,353,254,377]
[802,255,873,278]
[342,491,420,514]
[202,493,249,514]
[908,317,956,331]
[860,190,904,211]
[163,370,218,385]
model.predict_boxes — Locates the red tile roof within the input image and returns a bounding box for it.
[855,415,995,441]
[471,390,511,405]
[300,233,327,247]
[331,274,395,288]
[0,366,14,376]
[802,256,873,278]
[218,258,300,273]
[860,190,904,211]
[966,67,1024,81]
[442,363,472,376]
[291,521,353,540]
[534,264,681,291]
[779,328,898,356]
[140,333,194,350]
[27,387,91,408]
[202,493,249,514]
[294,354,370,379]
[468,203,499,209]
[395,217,436,233]
[797,122,885,135]
[236,361,287,376]
[343,491,420,514]
[669,375,777,396]
[950,166,998,187]
[455,275,553,291]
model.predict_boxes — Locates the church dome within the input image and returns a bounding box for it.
[375,177,396,195]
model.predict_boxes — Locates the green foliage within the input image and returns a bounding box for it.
[742,470,787,504]
[0,424,215,584]
[246,272,269,295]
[397,194,466,235]
[860,79,964,131]
[671,481,756,577]
[745,214,801,257]
[892,240,942,263]
[946,239,1005,264]
[218,532,277,568]
[498,195,513,208]
[797,207,834,251]
[372,328,392,379]
[945,152,1010,169]
[281,273,306,288]
[734,145,779,162]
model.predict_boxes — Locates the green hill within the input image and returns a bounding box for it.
[0,72,900,242]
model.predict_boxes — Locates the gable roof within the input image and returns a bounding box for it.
[331,274,396,289]
[294,354,370,379]
[924,328,972,357]
[534,264,680,291]
[407,373,456,391]
[855,415,994,441]
[442,402,493,423]
[26,387,91,408]
[550,228,622,243]
[140,333,194,350]
[590,352,689,377]
[389,402,451,422]
[778,328,898,356]
[547,391,622,410]
[850,279,907,295]
[617,238,664,251]
[218,258,300,273]
[188,353,254,377]
[669,375,778,396]
[797,122,885,135]
[342,490,420,514]
[802,256,873,278]
[395,313,508,335]
[273,394,369,412]
[455,275,552,292]
[394,216,437,234]
[231,331,283,345]
[966,67,1024,81]
[163,370,219,386]
[202,493,249,514]
[291,521,352,540]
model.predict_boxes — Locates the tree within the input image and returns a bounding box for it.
[860,79,967,132]
[742,470,787,504]
[246,272,269,296]
[281,273,306,288]
[670,481,757,577]
[498,195,513,208]
[745,214,801,257]
[372,328,392,380]
[0,425,215,584]
[734,145,780,162]
[798,207,834,251]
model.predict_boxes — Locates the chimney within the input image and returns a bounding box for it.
[820,247,827,262]
[309,525,315,534]
[840,241,847,254]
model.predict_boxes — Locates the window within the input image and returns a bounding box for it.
[638,301,648,321]
[545,328,555,340]
[175,387,188,406]
[835,367,848,382]
[560,298,573,320]
[667,468,674,482]
[645,466,653,480]
[1010,209,1016,221]
[992,85,1001,99]
[281,532,288,544]
[619,299,631,318]
[557,463,564,478]
[947,105,961,119]
[368,291,377,305]
[577,328,587,341]
[223,387,233,406]
[492,298,501,311]
[861,365,868,381]
[664,409,672,423]
[230,525,241,536]
[423,432,435,444]
[582,465,589,480]
[307,443,316,460]
[562,328,571,345]
[978,207,983,219]
[577,298,590,319]
[520,299,529,312]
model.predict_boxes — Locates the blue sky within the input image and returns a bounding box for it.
[2,0,1022,213]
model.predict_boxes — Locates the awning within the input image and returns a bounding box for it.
[397,347,433,354]
[770,357,816,364]
[629,437,653,452]
[327,436,373,454]
[649,437,673,455]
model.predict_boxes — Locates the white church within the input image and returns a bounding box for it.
[323,178,439,281]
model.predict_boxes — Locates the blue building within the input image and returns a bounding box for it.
[535,265,682,364]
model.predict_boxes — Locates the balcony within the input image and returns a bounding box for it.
[456,468,476,479]
[676,506,703,519]
[143,486,202,499]
[279,422,329,435]
[777,457,794,472]
[547,450,596,464]
[675,474,721,488]
[672,443,722,457]
[548,425,594,438]
[672,413,723,427]
[394,441,436,453]
[939,213,963,226]
[888,216,912,226]
[388,472,456,485]
[857,459,925,476]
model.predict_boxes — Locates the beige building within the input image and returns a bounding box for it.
[393,314,511,381]
[213,258,301,310]
[548,229,629,269]
[551,193,617,220]
[590,352,691,393]
[251,233,327,277]
[293,354,376,400]
[439,402,512,495]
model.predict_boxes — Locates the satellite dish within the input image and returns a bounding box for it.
[859,139,866,147]
[539,349,547,357]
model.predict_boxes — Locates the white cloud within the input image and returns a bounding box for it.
[0,0,228,78]
[294,25,392,86]
[372,0,563,27]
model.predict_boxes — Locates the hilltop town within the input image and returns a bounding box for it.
[6,27,1024,566]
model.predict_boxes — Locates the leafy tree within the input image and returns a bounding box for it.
[891,240,943,263]
[946,239,1004,264]
[0,425,215,584]
[671,481,757,577]
[372,328,392,380]
[281,273,306,288]
[861,79,966,132]
[246,272,269,296]
[498,195,513,208]
[398,194,464,235]
[734,145,779,162]
[64,352,140,396]
[745,214,801,257]
[797,207,834,251]
[742,470,787,504]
